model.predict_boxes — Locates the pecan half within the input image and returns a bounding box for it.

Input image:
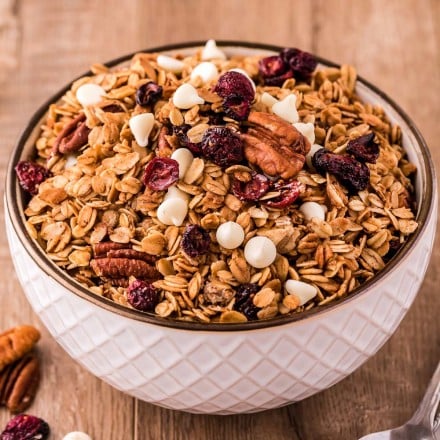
[0,353,40,413]
[0,326,40,373]
[106,249,156,264]
[91,258,160,280]
[53,113,90,154]
[93,242,130,258]
[241,111,310,179]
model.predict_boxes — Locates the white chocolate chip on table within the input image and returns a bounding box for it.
[244,236,277,268]
[216,221,245,249]
[201,39,226,60]
[285,279,318,306]
[190,62,218,84]
[75,83,105,107]
[62,432,92,440]
[156,54,185,73]
[172,83,205,109]
[171,148,194,179]
[129,113,155,147]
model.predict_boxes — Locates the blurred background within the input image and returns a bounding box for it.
[0,1,439,439]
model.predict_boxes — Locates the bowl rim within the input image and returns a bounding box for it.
[5,40,436,332]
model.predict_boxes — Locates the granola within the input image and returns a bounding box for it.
[18,41,418,323]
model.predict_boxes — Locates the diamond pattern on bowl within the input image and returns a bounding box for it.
[5,198,437,413]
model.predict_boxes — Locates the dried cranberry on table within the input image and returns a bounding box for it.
[173,124,202,154]
[233,283,260,320]
[231,172,270,202]
[0,414,50,440]
[181,225,211,258]
[15,160,51,196]
[201,127,244,168]
[135,81,163,107]
[127,279,159,311]
[142,157,179,191]
[312,148,370,192]
[265,180,305,209]
[346,132,380,163]
[214,71,255,121]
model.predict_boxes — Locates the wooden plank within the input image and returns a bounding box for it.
[0,1,135,438]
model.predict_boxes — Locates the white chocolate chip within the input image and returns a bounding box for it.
[272,94,299,123]
[228,68,256,92]
[164,185,190,203]
[190,62,218,84]
[172,83,205,109]
[284,279,317,306]
[129,113,155,147]
[244,236,277,269]
[171,148,194,178]
[306,143,323,169]
[201,39,226,60]
[76,83,105,107]
[62,432,92,440]
[299,201,326,221]
[64,155,77,169]
[216,221,245,249]
[293,122,315,145]
[156,54,185,73]
[157,198,188,226]
[261,92,278,107]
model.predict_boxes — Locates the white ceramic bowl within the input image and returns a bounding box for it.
[5,42,437,414]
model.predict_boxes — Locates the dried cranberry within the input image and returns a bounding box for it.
[265,180,305,209]
[136,82,163,107]
[173,124,202,154]
[312,148,370,192]
[384,239,402,262]
[102,103,125,113]
[15,160,51,196]
[231,172,270,201]
[346,132,380,164]
[263,70,294,87]
[127,279,159,311]
[214,71,255,103]
[1,414,50,440]
[181,225,211,258]
[143,157,179,191]
[234,283,260,320]
[222,94,251,121]
[281,48,318,81]
[258,55,289,78]
[201,127,244,168]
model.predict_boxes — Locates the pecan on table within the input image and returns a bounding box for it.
[0,353,40,413]
[241,111,311,179]
[52,113,90,154]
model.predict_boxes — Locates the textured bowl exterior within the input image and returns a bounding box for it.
[5,42,437,414]
[5,202,437,414]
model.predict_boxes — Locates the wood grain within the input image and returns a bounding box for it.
[0,0,439,438]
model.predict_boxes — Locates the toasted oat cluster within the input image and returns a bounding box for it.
[19,41,418,323]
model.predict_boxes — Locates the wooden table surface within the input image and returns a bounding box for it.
[0,1,439,439]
